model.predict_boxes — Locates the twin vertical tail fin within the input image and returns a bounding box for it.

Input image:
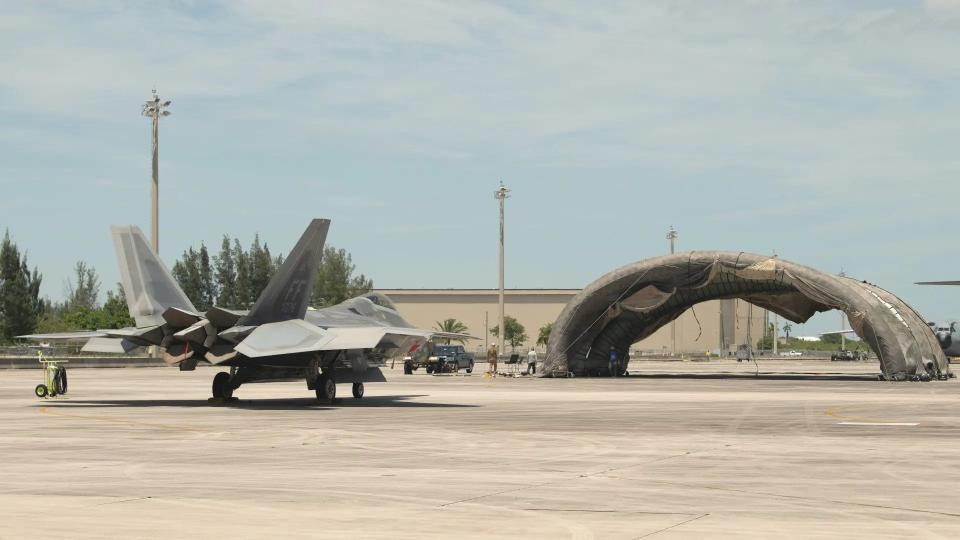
[111,225,197,328]
[110,218,329,362]
[243,218,330,326]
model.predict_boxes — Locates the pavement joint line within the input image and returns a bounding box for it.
[38,406,212,433]
[837,421,919,426]
[96,496,153,506]
[632,513,710,539]
[441,446,725,508]
[525,509,700,516]
[643,480,960,519]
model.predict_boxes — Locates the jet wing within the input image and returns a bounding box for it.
[819,330,857,336]
[19,331,143,354]
[81,337,141,354]
[18,331,108,342]
[916,281,960,285]
[234,321,436,358]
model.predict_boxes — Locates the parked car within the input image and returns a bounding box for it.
[404,344,474,374]
[779,350,803,357]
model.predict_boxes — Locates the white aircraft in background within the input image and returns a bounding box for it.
[915,281,960,357]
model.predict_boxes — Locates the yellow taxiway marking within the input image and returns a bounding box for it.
[39,406,212,433]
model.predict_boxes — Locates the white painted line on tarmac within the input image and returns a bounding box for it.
[836,421,918,426]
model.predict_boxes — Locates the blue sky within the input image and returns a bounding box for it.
[2,0,959,335]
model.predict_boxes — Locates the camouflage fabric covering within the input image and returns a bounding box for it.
[544,251,949,381]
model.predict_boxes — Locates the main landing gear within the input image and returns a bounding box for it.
[314,373,365,403]
[316,372,337,402]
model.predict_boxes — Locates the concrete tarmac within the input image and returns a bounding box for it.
[1,360,958,539]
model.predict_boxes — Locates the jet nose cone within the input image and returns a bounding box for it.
[936,331,952,350]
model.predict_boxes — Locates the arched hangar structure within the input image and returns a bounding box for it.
[544,252,950,381]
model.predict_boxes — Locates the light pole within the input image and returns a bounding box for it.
[771,249,779,356]
[666,225,678,355]
[495,181,510,358]
[142,89,171,254]
[839,270,847,350]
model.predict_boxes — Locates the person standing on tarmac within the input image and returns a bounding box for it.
[527,347,538,375]
[608,346,619,377]
[487,344,499,376]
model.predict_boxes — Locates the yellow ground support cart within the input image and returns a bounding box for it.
[34,350,67,398]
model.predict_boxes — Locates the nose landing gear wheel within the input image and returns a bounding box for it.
[35,384,48,398]
[212,372,233,399]
[316,373,336,403]
[352,382,364,399]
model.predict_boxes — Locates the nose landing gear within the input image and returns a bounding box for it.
[212,371,235,399]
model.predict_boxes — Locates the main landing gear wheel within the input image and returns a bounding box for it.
[466,361,474,374]
[212,372,233,399]
[316,373,336,403]
[35,384,48,398]
[352,382,364,399]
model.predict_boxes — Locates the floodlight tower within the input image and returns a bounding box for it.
[494,181,511,358]
[666,225,678,355]
[141,89,172,254]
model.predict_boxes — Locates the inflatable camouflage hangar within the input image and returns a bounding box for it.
[544,251,951,381]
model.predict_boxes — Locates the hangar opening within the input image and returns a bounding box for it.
[543,252,950,381]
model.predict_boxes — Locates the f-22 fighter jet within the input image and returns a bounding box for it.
[21,219,473,402]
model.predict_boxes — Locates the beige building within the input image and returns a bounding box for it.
[376,289,769,356]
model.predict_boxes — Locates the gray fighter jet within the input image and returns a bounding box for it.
[21,219,473,402]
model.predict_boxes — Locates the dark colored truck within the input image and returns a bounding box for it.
[404,344,475,374]
[831,349,868,361]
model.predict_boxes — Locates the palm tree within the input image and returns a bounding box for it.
[537,322,553,347]
[434,318,468,344]
[782,322,793,339]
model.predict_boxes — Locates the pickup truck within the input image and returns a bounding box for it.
[831,349,867,361]
[404,344,475,374]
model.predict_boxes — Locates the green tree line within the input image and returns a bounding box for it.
[170,236,373,310]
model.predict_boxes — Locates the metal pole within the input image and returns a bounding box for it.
[142,89,170,255]
[773,313,779,356]
[151,112,159,253]
[142,90,171,360]
[839,270,846,350]
[772,250,778,356]
[484,310,489,360]
[667,226,677,355]
[495,182,509,357]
